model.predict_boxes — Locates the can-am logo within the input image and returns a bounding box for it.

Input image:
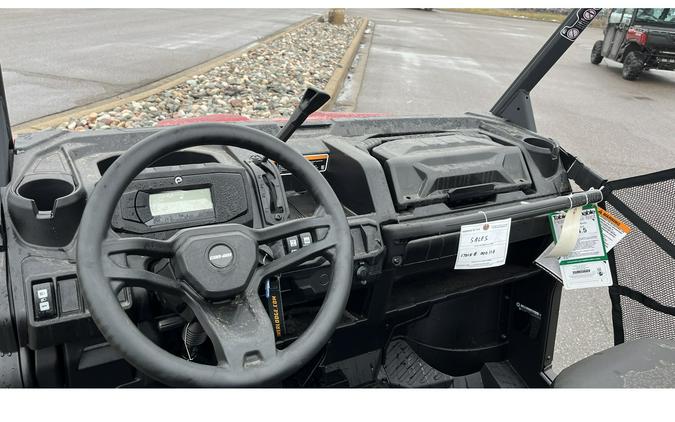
[209,251,232,260]
[207,244,234,268]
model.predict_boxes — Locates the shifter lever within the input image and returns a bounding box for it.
[276,86,330,142]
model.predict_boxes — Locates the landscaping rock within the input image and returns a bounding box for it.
[54,15,360,131]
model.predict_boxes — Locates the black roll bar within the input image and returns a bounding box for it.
[490,8,602,131]
[383,189,603,239]
[0,65,12,186]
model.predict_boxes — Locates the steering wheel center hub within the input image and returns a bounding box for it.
[172,227,258,300]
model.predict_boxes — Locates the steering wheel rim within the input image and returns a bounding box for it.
[76,123,353,387]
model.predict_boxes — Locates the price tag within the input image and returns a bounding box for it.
[550,205,607,264]
[547,206,582,257]
[454,218,511,270]
[536,205,624,290]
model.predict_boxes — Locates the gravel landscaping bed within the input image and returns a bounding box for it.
[58,16,361,131]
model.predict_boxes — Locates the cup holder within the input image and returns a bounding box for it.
[18,179,75,213]
[8,175,85,247]
[522,137,560,178]
[523,137,555,150]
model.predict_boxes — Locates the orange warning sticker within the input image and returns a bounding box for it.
[597,207,631,234]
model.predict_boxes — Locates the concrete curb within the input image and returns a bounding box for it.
[13,16,317,134]
[333,20,374,112]
[321,17,369,111]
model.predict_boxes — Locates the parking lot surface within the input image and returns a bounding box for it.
[0,9,318,125]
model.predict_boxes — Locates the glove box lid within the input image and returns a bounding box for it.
[370,132,532,210]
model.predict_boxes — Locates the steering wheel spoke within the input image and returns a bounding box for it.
[253,215,332,243]
[102,236,175,258]
[251,215,337,285]
[254,236,337,284]
[184,290,277,371]
[101,237,182,295]
[103,265,183,294]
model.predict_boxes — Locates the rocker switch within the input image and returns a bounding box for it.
[285,236,300,253]
[299,232,312,247]
[33,282,57,321]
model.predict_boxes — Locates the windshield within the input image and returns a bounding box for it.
[635,8,675,26]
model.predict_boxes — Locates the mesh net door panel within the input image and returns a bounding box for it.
[604,169,675,344]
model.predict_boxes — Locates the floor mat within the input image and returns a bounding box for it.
[380,338,454,388]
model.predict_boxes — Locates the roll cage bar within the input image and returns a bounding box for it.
[490,8,602,131]
[0,65,12,186]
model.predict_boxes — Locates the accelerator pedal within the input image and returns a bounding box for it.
[381,338,453,388]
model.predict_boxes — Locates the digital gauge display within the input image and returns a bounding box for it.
[112,169,251,234]
[148,188,213,217]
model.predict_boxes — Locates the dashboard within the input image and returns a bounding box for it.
[0,115,573,386]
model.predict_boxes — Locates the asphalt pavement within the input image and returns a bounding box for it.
[353,8,675,373]
[0,9,319,125]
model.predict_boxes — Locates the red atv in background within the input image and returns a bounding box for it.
[591,8,675,80]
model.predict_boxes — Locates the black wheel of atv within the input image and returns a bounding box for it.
[622,51,644,80]
[590,40,603,65]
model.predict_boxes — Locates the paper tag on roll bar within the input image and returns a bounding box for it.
[454,218,511,270]
[553,205,607,264]
[536,205,624,290]
[535,243,612,289]
[546,207,582,257]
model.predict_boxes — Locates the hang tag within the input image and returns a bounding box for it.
[535,242,564,281]
[454,218,511,270]
[559,260,613,289]
[553,205,607,265]
[536,205,621,290]
[547,207,582,257]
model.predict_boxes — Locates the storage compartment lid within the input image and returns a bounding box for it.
[369,132,532,209]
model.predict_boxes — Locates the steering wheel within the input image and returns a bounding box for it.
[76,123,353,387]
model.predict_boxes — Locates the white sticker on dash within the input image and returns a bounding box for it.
[454,218,512,270]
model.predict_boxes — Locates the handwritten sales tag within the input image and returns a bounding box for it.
[454,218,511,270]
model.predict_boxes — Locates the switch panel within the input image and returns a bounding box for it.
[33,282,57,321]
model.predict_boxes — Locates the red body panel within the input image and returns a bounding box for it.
[156,111,386,127]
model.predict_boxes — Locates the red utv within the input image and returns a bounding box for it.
[591,8,675,80]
